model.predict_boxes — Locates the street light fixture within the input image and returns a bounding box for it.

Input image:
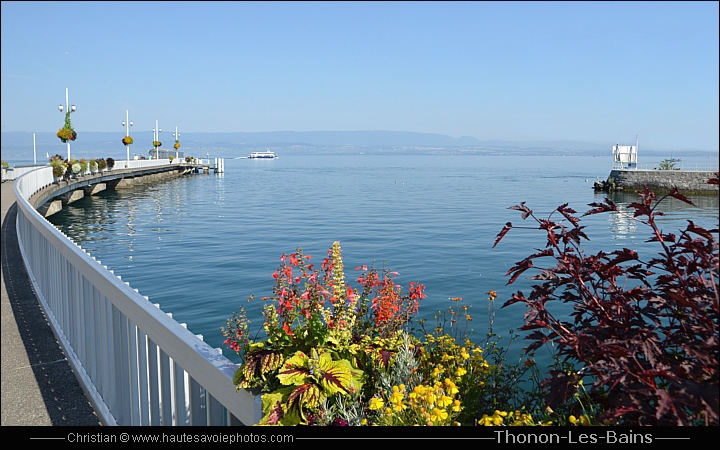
[122,110,133,167]
[152,120,162,159]
[58,87,76,161]
[172,126,180,161]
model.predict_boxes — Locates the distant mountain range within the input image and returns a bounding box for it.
[0,130,709,162]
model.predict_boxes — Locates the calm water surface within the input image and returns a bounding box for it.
[47,154,719,366]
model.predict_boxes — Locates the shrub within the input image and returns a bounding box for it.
[223,242,428,425]
[494,178,719,426]
[658,158,681,170]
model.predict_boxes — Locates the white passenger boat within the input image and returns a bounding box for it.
[247,150,277,159]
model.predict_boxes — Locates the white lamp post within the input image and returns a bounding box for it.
[122,110,133,167]
[172,126,180,161]
[58,87,77,161]
[153,120,162,159]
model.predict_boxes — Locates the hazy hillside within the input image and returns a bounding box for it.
[2,130,710,163]
[2,129,605,153]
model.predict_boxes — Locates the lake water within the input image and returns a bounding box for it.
[45,154,719,367]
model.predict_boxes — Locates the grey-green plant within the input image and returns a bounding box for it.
[658,158,681,170]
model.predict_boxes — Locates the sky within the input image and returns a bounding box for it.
[1,1,718,152]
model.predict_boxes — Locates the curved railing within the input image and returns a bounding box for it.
[13,164,260,426]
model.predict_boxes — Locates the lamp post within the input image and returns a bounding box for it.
[122,110,133,167]
[153,120,161,159]
[58,87,76,161]
[172,126,180,161]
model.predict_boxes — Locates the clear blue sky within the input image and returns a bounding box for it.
[1,1,718,152]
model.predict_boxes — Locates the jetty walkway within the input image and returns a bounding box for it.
[1,158,248,427]
[1,179,101,426]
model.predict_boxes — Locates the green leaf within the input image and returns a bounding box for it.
[317,352,364,395]
[277,351,311,386]
[288,383,325,410]
[258,388,303,425]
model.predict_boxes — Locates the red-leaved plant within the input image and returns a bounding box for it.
[494,175,719,426]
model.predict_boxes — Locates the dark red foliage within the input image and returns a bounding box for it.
[495,179,719,426]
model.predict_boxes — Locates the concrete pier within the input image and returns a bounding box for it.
[595,169,719,194]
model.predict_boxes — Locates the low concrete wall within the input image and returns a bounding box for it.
[603,169,718,193]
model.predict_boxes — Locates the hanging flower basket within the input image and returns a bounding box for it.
[153,141,162,147]
[57,127,77,143]
[174,141,180,149]
[57,110,77,143]
[122,136,134,145]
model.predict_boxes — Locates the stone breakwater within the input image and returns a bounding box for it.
[594,169,719,194]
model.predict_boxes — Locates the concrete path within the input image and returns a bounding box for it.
[1,180,101,426]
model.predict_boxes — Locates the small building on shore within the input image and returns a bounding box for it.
[612,136,638,170]
[595,137,718,194]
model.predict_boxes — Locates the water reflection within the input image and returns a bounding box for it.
[602,190,719,241]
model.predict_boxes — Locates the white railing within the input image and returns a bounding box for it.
[613,161,720,171]
[2,164,47,181]
[13,165,261,426]
[116,158,185,169]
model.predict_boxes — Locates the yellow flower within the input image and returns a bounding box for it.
[392,402,407,412]
[429,407,448,423]
[390,389,404,405]
[460,348,470,360]
[424,391,437,407]
[444,378,459,395]
[369,397,384,410]
[452,400,462,412]
[455,367,467,377]
[437,395,453,408]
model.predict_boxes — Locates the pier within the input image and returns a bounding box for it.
[593,139,718,194]
[5,160,261,426]
[594,168,719,194]
[1,180,102,425]
[31,163,193,217]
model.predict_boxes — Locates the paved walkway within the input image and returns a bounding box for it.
[1,180,101,426]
